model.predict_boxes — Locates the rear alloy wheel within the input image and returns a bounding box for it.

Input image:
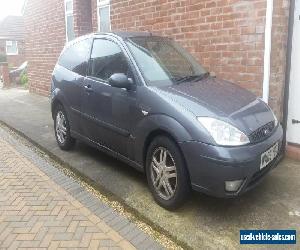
[146,136,190,210]
[54,105,75,150]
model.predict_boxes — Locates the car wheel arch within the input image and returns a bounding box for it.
[143,129,174,167]
[133,114,193,163]
[142,130,191,186]
[51,99,63,120]
[51,88,68,120]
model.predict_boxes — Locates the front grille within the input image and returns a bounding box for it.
[249,121,275,143]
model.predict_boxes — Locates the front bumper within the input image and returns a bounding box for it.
[179,125,283,198]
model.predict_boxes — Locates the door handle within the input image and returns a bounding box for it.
[84,85,93,93]
[292,119,300,124]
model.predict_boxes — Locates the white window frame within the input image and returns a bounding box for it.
[64,0,74,42]
[6,41,18,55]
[97,0,111,32]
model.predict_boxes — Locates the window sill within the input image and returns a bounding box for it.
[6,53,19,56]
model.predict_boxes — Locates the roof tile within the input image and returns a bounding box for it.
[0,16,25,40]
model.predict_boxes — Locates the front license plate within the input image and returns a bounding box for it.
[260,142,279,170]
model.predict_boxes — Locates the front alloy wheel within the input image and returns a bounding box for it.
[146,136,190,210]
[150,147,177,200]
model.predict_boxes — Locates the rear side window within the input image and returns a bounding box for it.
[88,39,131,81]
[58,38,92,75]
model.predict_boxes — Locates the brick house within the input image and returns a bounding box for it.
[0,15,26,68]
[23,0,300,155]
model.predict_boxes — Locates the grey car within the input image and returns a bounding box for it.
[51,32,283,209]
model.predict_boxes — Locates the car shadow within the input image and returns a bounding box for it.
[75,139,273,213]
[75,140,146,181]
[71,141,298,239]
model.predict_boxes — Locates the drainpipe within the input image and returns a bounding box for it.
[282,0,296,151]
[262,0,274,104]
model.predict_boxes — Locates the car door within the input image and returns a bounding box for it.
[81,37,139,157]
[56,38,92,134]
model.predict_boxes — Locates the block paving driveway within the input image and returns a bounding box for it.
[0,126,164,249]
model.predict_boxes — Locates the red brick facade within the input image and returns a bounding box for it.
[24,0,289,118]
[91,0,98,32]
[0,62,10,88]
[0,40,26,68]
[109,0,289,118]
[111,0,265,92]
[0,16,26,69]
[24,0,66,96]
[73,0,93,37]
[6,41,26,69]
[24,0,93,96]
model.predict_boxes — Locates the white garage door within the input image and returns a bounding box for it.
[287,0,300,145]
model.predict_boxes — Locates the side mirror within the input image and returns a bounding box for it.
[108,73,132,90]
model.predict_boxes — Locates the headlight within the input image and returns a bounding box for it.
[270,109,278,127]
[197,117,250,146]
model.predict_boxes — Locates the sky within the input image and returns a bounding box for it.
[0,0,26,21]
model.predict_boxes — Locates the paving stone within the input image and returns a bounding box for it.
[110,218,130,232]
[131,231,149,246]
[0,127,162,250]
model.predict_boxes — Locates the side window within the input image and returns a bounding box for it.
[58,38,92,76]
[88,39,131,81]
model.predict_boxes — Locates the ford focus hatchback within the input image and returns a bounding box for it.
[51,32,283,209]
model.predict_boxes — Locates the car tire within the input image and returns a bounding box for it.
[146,136,190,210]
[54,104,75,150]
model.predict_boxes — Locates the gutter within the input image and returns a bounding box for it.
[262,0,274,104]
[282,0,296,151]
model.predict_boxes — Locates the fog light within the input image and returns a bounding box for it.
[225,180,243,192]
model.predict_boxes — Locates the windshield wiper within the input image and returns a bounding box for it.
[173,72,210,84]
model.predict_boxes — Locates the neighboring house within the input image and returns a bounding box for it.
[23,0,300,156]
[0,16,26,68]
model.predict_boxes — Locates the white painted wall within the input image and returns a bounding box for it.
[287,0,300,144]
[262,0,274,103]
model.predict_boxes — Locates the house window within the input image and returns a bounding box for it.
[6,41,18,55]
[65,0,75,41]
[97,0,111,32]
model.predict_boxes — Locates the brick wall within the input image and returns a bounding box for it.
[24,0,66,96]
[73,0,93,37]
[91,0,98,32]
[0,40,26,69]
[7,40,26,69]
[24,0,93,96]
[109,0,289,118]
[110,1,266,94]
[0,40,5,55]
[24,0,289,119]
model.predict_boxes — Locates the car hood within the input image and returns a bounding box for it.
[153,77,274,135]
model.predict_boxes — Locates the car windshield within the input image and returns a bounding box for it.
[125,36,208,87]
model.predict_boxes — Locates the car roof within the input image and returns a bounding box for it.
[64,31,156,49]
